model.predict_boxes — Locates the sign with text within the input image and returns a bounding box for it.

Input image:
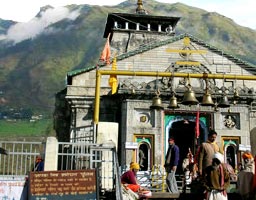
[125,142,138,149]
[29,169,98,200]
[0,179,28,200]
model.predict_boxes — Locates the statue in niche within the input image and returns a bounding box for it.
[224,115,236,128]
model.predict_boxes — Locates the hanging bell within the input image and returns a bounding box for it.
[150,96,164,110]
[181,86,199,105]
[168,95,179,109]
[233,89,239,100]
[217,94,230,108]
[131,88,136,95]
[201,90,215,107]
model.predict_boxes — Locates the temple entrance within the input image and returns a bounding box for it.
[170,120,201,174]
[165,113,211,175]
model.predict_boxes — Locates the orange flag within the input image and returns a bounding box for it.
[100,34,111,65]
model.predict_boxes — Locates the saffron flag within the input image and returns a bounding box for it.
[108,56,118,94]
[100,34,111,65]
[195,105,200,138]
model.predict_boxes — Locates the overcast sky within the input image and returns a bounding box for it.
[0,0,255,29]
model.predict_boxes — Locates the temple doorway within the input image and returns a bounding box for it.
[165,113,211,174]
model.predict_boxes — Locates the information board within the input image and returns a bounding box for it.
[0,179,28,200]
[29,169,97,200]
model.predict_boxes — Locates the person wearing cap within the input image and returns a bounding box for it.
[121,162,152,198]
[242,150,254,173]
[236,151,255,200]
[121,162,141,192]
[203,152,230,200]
[164,136,180,193]
[198,130,222,177]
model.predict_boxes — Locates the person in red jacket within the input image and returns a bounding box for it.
[121,162,141,192]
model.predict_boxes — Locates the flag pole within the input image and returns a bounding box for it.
[195,104,200,146]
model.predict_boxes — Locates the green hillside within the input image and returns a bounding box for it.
[0,0,255,132]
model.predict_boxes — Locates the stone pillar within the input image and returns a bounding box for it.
[44,137,58,171]
[97,122,118,148]
[97,122,119,190]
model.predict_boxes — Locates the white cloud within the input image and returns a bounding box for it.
[1,6,80,44]
[0,0,255,32]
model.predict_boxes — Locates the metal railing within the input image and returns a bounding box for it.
[121,164,184,193]
[57,141,122,199]
[0,141,45,176]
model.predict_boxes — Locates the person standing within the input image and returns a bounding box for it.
[164,136,180,193]
[204,152,230,200]
[198,130,221,176]
[242,151,255,173]
[33,155,44,171]
[236,151,255,200]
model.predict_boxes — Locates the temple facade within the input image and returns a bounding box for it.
[54,1,256,173]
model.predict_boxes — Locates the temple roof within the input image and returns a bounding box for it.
[67,33,255,79]
[103,12,180,38]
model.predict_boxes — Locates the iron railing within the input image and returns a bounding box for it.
[0,141,45,176]
[57,141,122,199]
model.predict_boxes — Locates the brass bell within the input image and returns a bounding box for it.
[218,94,230,108]
[168,95,179,109]
[234,89,239,100]
[233,89,239,105]
[131,88,136,95]
[150,96,164,110]
[201,90,215,107]
[182,86,199,105]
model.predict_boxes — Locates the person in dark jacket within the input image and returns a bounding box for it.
[33,155,44,171]
[164,136,180,193]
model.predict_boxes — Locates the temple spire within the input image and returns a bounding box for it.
[136,0,147,14]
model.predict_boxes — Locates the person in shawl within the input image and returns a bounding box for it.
[204,152,230,200]
[236,151,255,200]
[242,150,254,173]
[121,162,141,192]
[164,136,180,193]
[198,130,222,177]
[33,155,44,171]
[121,162,152,198]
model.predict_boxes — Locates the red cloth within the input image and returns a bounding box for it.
[219,164,227,197]
[195,107,200,138]
[127,184,140,192]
